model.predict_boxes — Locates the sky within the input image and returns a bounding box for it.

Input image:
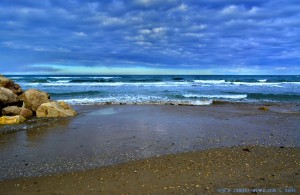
[0,0,299,75]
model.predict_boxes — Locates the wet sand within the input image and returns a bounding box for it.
[0,103,299,193]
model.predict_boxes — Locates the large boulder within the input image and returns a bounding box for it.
[36,101,77,118]
[0,87,18,105]
[0,75,23,95]
[18,89,50,111]
[0,115,26,125]
[2,106,33,118]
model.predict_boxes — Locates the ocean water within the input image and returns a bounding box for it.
[6,75,300,105]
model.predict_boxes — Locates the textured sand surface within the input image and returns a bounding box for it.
[0,104,299,194]
[0,146,299,194]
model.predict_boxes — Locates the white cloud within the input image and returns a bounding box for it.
[183,33,205,38]
[138,27,167,38]
[27,64,212,75]
[102,17,126,26]
[134,0,178,7]
[1,0,299,74]
[136,41,152,46]
[1,41,70,53]
[125,35,145,41]
[248,6,260,14]
[221,5,264,17]
[189,24,207,31]
[152,27,166,33]
[221,5,240,14]
[18,7,45,16]
[74,32,87,37]
[139,29,152,34]
[178,3,188,11]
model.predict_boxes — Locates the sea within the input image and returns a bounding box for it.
[5,75,300,105]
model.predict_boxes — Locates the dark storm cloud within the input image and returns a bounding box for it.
[0,0,299,74]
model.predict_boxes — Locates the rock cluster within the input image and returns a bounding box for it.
[0,75,77,125]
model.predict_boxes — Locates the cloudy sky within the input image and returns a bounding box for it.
[0,0,299,75]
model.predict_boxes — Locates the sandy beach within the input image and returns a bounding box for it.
[0,103,299,194]
[2,0,300,193]
[0,146,299,194]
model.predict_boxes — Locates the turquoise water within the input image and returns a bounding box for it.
[6,75,300,105]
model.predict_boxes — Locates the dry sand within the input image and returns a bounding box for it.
[0,146,299,194]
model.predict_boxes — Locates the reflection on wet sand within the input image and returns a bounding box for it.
[0,117,73,148]
[25,118,72,142]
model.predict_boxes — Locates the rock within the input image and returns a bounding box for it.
[20,108,33,118]
[0,87,18,105]
[0,75,23,95]
[18,89,50,111]
[258,106,269,111]
[2,106,21,116]
[0,115,26,125]
[2,106,33,118]
[2,106,32,118]
[36,101,77,118]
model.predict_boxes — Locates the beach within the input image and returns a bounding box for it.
[2,0,300,192]
[0,103,299,194]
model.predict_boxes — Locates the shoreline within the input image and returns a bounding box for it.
[0,145,299,194]
[1,102,299,135]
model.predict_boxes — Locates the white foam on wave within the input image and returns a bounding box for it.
[258,79,267,82]
[23,81,191,87]
[193,80,226,84]
[192,79,297,87]
[48,76,80,79]
[283,82,300,85]
[55,80,71,83]
[192,80,285,88]
[22,80,299,88]
[60,95,213,106]
[89,76,120,79]
[232,82,282,87]
[193,100,213,105]
[183,94,247,99]
[61,95,163,104]
[8,77,24,79]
